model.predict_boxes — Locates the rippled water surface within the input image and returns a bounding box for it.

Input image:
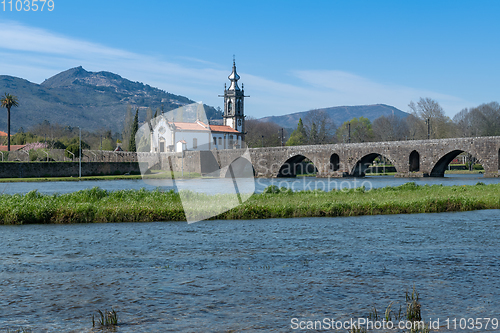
[1,210,500,332]
[0,173,499,195]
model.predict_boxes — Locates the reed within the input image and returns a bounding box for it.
[405,285,421,322]
[362,286,430,333]
[92,308,118,327]
[0,182,500,224]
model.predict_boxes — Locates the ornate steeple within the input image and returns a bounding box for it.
[219,58,248,138]
[228,58,240,91]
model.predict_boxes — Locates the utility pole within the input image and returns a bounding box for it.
[280,128,284,146]
[425,118,430,139]
[261,135,264,148]
[346,123,351,143]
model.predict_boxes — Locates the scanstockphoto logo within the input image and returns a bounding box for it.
[135,102,255,223]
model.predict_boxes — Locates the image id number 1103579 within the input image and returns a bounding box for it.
[2,0,54,11]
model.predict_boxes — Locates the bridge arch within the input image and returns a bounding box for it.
[330,153,340,171]
[351,153,398,177]
[277,154,318,177]
[430,149,481,177]
[409,150,420,172]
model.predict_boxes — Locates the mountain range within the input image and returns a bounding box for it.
[0,66,221,133]
[259,104,409,130]
[0,66,409,134]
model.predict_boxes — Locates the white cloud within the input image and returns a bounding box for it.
[0,21,132,59]
[0,21,472,119]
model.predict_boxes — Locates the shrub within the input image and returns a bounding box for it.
[28,150,38,161]
[473,164,484,171]
[65,144,80,159]
[52,140,66,149]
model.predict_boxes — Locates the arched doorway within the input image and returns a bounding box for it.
[159,138,166,152]
[409,150,420,172]
[277,155,318,177]
[330,153,340,171]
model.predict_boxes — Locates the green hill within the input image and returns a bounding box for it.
[0,66,222,133]
[259,104,409,129]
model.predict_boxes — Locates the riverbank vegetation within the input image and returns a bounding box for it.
[1,182,499,224]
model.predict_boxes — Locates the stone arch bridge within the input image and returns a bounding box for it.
[144,136,500,178]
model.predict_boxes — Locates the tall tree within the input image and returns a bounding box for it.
[129,108,139,152]
[244,118,284,148]
[0,93,19,151]
[303,109,336,144]
[408,97,455,139]
[453,102,500,137]
[121,105,134,150]
[336,117,374,143]
[308,122,318,145]
[286,118,307,146]
[373,114,409,141]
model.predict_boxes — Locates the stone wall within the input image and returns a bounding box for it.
[0,162,140,178]
[5,149,141,163]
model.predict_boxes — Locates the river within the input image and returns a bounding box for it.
[0,173,499,195]
[1,210,500,332]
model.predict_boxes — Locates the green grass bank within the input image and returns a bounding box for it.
[1,182,500,224]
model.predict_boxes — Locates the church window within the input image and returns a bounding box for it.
[228,101,232,114]
[193,138,197,149]
[218,137,222,145]
[213,137,217,146]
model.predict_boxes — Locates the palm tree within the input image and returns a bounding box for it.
[0,93,19,151]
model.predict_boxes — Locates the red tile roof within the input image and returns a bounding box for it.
[0,131,8,136]
[0,145,26,151]
[172,122,209,131]
[171,121,240,134]
[209,125,240,133]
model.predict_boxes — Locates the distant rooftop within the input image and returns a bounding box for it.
[0,145,26,151]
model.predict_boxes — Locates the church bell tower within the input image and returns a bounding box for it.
[223,59,246,137]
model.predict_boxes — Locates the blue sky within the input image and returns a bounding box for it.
[1,0,499,119]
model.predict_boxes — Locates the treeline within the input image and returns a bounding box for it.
[245,109,336,148]
[6,105,152,152]
[6,121,119,151]
[285,98,500,145]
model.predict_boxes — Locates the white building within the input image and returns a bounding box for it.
[150,60,247,153]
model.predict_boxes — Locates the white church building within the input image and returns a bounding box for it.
[150,60,247,153]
